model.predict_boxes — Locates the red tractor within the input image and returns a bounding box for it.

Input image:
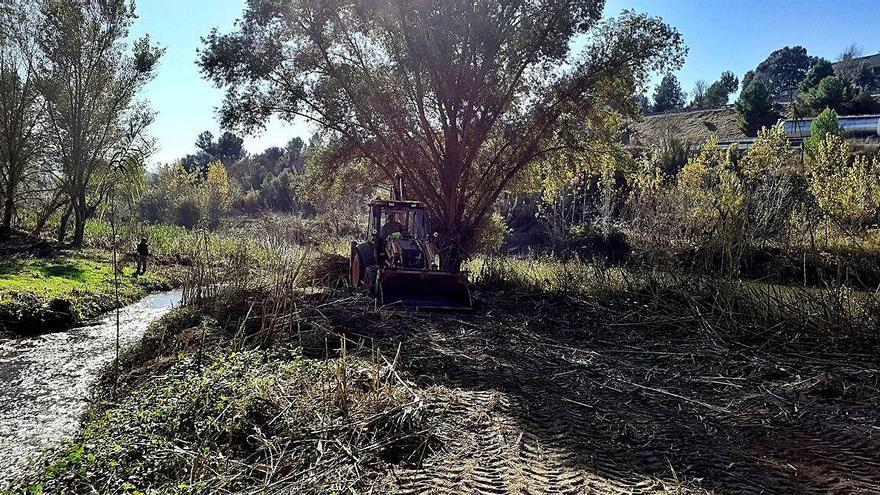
[350,179,471,309]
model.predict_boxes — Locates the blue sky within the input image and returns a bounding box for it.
[132,0,880,168]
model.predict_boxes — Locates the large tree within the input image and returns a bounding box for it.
[735,79,778,136]
[199,0,684,268]
[38,0,161,246]
[703,70,738,107]
[799,59,834,92]
[0,2,43,237]
[743,46,816,96]
[690,71,738,109]
[185,130,246,175]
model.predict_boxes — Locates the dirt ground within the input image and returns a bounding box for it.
[309,290,880,494]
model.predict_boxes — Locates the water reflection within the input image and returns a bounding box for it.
[0,291,181,486]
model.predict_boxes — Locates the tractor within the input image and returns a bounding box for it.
[350,178,471,309]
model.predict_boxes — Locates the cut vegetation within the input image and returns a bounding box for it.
[8,255,880,494]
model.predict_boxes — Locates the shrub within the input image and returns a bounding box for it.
[804,108,842,160]
[808,134,880,226]
[174,198,200,229]
[740,125,804,243]
[471,212,511,255]
[801,76,853,114]
[742,124,794,178]
[137,161,232,230]
[675,137,745,238]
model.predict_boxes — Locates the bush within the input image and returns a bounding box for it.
[802,76,852,114]
[804,108,842,160]
[471,212,510,255]
[175,197,200,229]
[138,161,231,230]
[808,134,880,226]
[675,138,745,240]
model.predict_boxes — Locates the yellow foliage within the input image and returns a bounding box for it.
[169,162,198,188]
[471,212,511,255]
[808,135,880,225]
[206,160,230,195]
[675,137,744,234]
[742,123,792,178]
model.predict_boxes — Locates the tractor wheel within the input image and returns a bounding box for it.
[351,242,375,288]
[364,266,379,297]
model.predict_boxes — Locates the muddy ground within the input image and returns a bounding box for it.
[305,290,880,494]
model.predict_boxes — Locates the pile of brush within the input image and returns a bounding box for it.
[306,252,351,288]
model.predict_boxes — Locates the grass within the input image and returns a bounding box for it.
[0,249,176,335]
[0,250,139,300]
[85,219,300,265]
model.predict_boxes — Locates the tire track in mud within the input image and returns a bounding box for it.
[329,298,880,494]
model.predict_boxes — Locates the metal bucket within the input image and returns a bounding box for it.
[377,268,472,309]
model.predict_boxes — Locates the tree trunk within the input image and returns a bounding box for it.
[57,206,72,243]
[0,198,13,238]
[33,197,65,237]
[438,218,470,273]
[71,205,86,247]
[439,243,464,272]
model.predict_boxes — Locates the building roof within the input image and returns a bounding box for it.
[833,53,880,73]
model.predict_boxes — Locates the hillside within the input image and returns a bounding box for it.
[624,107,746,147]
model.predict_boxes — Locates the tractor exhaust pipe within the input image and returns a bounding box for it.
[393,174,405,200]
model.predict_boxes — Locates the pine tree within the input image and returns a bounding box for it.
[653,74,686,112]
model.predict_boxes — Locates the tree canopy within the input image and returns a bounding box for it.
[690,70,738,109]
[0,3,42,237]
[735,79,778,136]
[37,0,162,245]
[799,59,834,92]
[652,73,686,112]
[744,46,816,96]
[199,0,685,267]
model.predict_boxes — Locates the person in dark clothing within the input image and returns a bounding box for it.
[136,237,150,275]
[381,213,405,238]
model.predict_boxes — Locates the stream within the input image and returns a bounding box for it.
[0,290,182,486]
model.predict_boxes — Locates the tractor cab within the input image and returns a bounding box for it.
[366,199,437,270]
[350,181,471,309]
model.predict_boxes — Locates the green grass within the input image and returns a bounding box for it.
[0,249,176,334]
[85,219,287,265]
[0,250,139,300]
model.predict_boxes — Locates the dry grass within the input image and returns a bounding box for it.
[9,246,880,494]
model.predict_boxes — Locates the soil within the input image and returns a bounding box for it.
[303,291,880,494]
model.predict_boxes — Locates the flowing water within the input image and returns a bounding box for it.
[0,291,182,486]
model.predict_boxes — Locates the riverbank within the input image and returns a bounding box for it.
[0,247,180,337]
[0,291,182,488]
[7,259,880,493]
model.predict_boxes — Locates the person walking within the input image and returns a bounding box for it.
[136,237,150,275]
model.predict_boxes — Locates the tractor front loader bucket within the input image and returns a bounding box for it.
[377,269,472,309]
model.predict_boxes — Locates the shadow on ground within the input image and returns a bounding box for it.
[306,291,880,494]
